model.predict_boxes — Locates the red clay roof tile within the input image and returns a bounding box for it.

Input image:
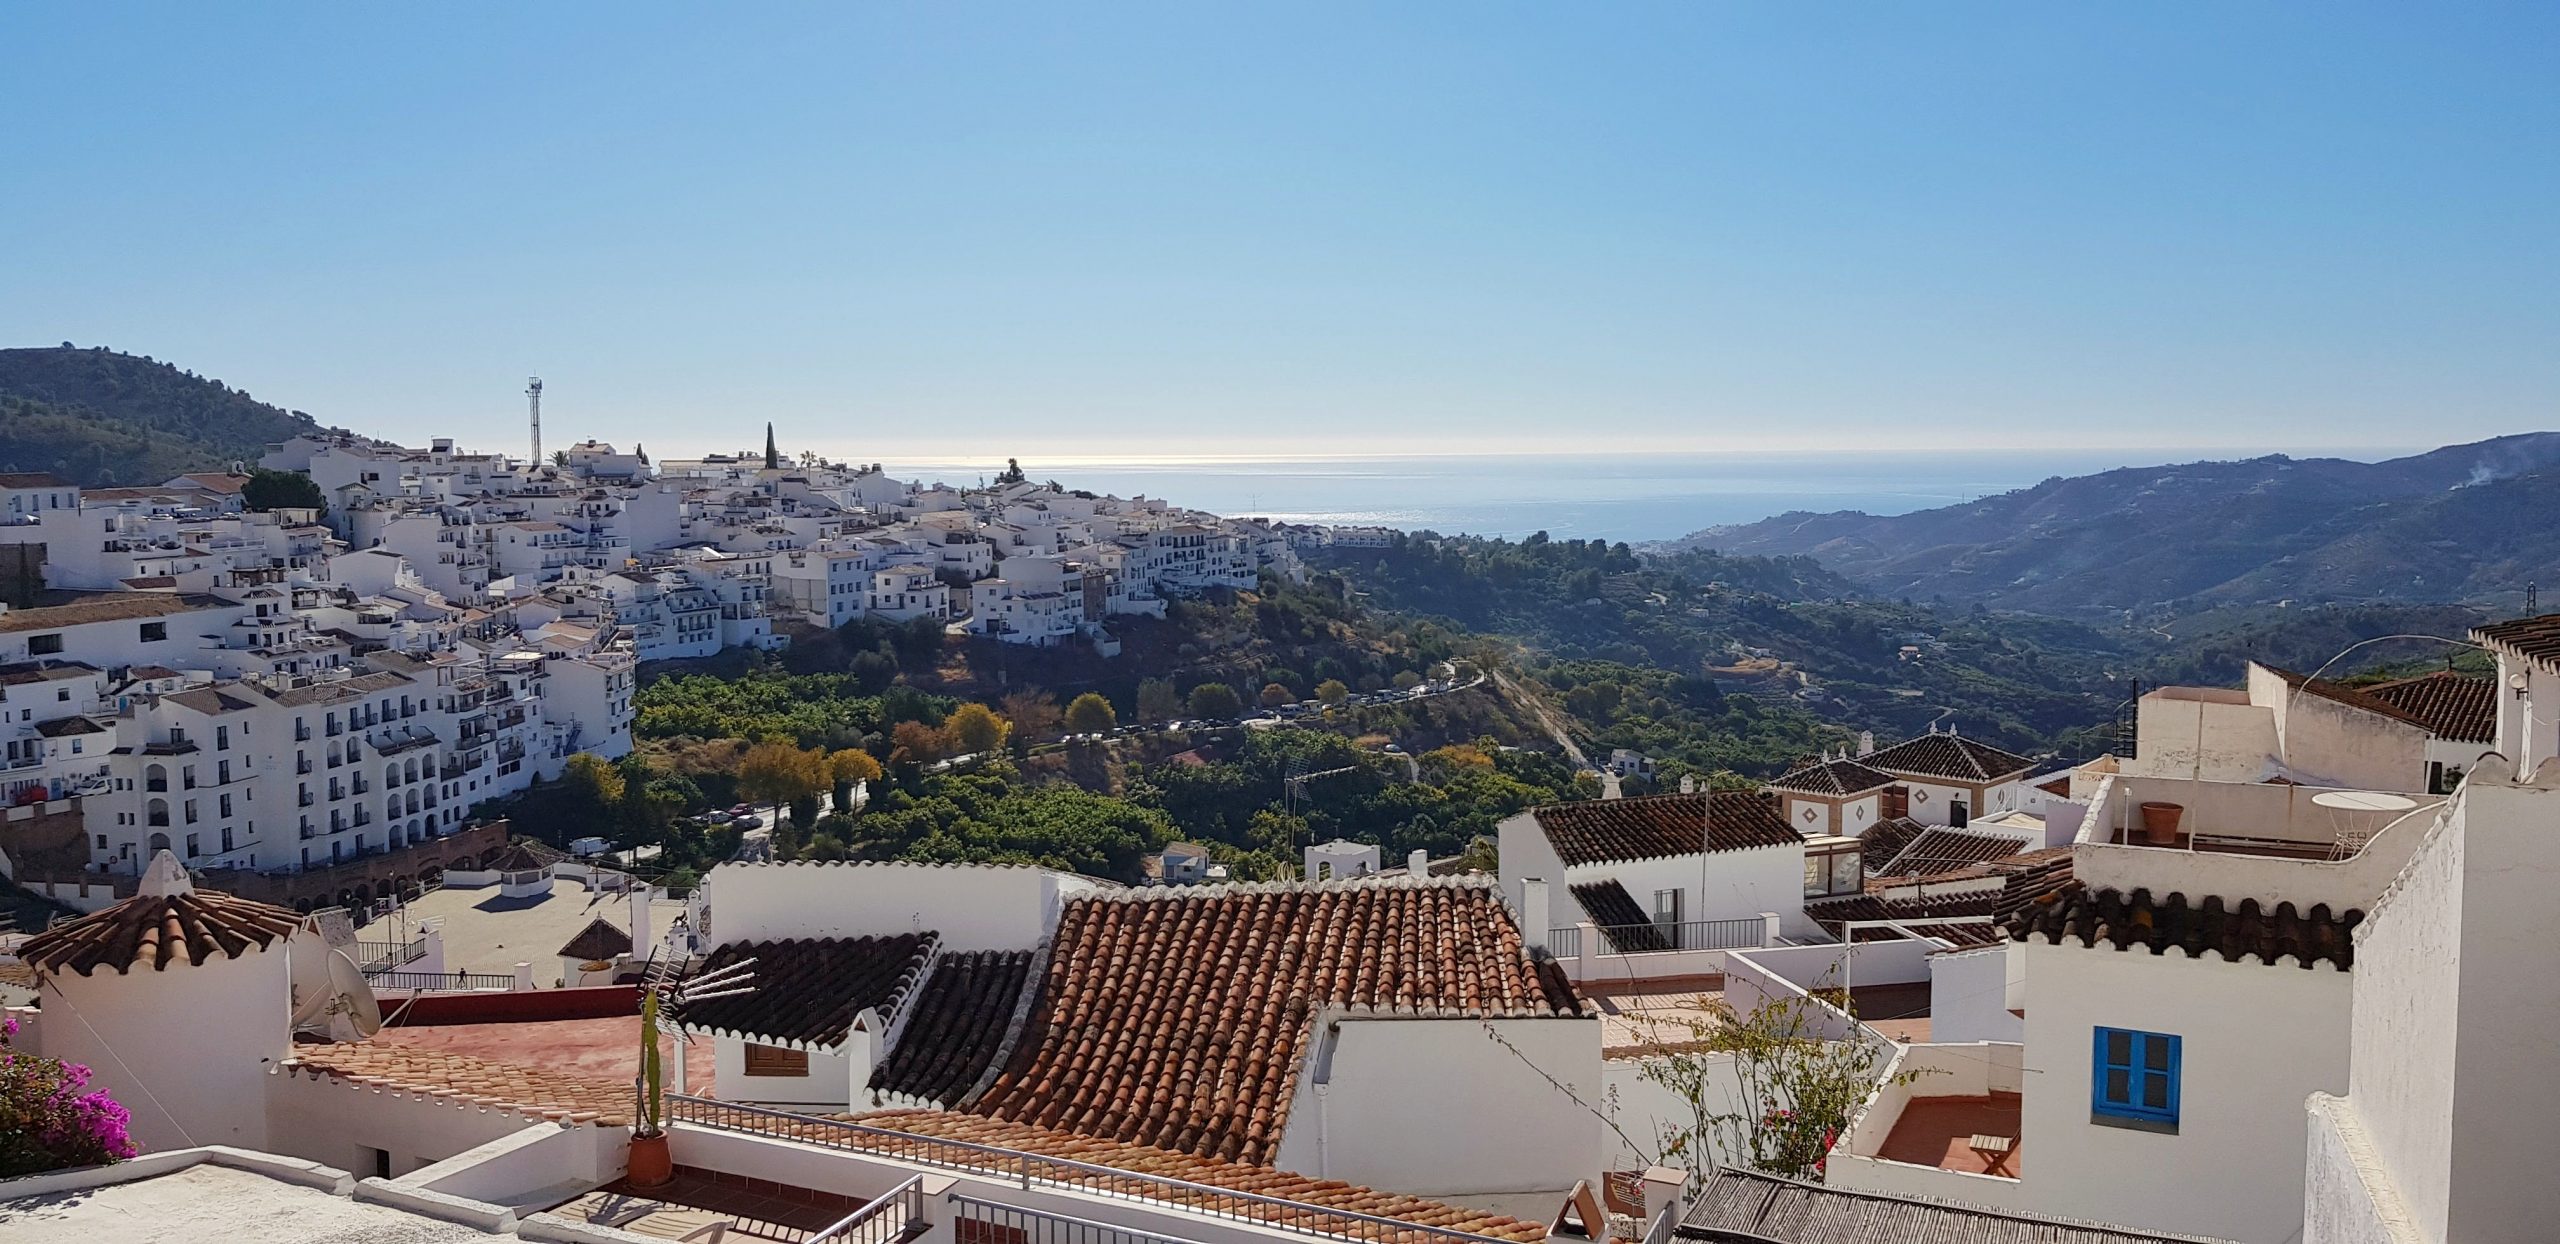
[969,879,1582,1166]
[1531,792,1799,867]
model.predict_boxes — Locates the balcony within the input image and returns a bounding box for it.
[1828,1042,2030,1210]
[2072,773,2446,915]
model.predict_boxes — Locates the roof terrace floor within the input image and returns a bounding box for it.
[1876,1090,2024,1177]
[374,1013,718,1095]
[552,1167,862,1244]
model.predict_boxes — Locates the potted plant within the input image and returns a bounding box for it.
[628,989,674,1187]
[2138,801,2185,846]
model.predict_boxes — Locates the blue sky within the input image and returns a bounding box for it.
[3,4,2553,458]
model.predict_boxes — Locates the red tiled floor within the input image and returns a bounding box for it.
[1877,1091,2023,1177]
[371,1015,717,1096]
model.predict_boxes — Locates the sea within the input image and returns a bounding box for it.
[863,448,2414,544]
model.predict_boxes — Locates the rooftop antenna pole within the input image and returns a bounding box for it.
[527,376,544,466]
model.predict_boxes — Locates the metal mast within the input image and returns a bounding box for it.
[527,376,544,465]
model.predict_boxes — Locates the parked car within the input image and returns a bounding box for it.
[704,810,733,825]
[732,813,764,830]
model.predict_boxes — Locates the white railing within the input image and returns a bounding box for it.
[667,1096,1515,1244]
[803,1174,924,1244]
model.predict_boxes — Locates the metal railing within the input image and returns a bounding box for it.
[367,969,514,992]
[665,1096,1513,1244]
[1551,917,1767,958]
[804,1175,924,1244]
[949,1194,1189,1244]
[356,937,428,972]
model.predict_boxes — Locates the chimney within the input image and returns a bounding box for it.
[1520,878,1551,953]
[1408,848,1431,877]
[1858,730,1875,757]
[629,879,651,959]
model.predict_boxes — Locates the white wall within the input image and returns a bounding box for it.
[708,1033,862,1109]
[1270,1014,1603,1196]
[1566,845,1811,937]
[2254,665,2431,792]
[34,940,291,1153]
[2304,1094,2425,1244]
[2015,938,2352,1243]
[267,1061,617,1181]
[2332,772,2560,1243]
[1829,1042,2028,1211]
[702,861,1101,951]
[1927,945,2023,1044]
[396,1120,625,1203]
[2131,687,2278,783]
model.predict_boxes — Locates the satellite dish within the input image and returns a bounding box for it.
[290,946,383,1040]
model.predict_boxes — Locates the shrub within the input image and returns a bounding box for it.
[0,1015,137,1177]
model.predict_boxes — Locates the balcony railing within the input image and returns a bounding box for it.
[355,937,428,973]
[806,1175,924,1244]
[1550,916,1769,958]
[949,1196,1191,1244]
[664,1096,1517,1244]
[367,969,515,992]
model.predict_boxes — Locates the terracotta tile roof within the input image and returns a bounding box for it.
[2259,665,2436,733]
[0,472,75,489]
[557,916,633,961]
[1680,1168,2214,1243]
[1856,817,1927,870]
[845,1110,1551,1243]
[0,592,227,633]
[2360,671,2496,743]
[677,934,937,1048]
[2008,882,2362,970]
[18,888,301,975]
[1805,891,2007,946]
[868,949,1035,1107]
[1871,829,2038,878]
[282,1041,631,1126]
[490,842,556,872]
[2475,612,2560,674]
[1531,792,1800,867]
[970,879,1582,1166]
[1862,733,2037,783]
[1767,756,1895,796]
[1813,847,2076,946]
[1567,880,1671,952]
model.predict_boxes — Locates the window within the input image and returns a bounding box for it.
[743,1044,808,1077]
[2092,1027,2180,1127]
[28,634,62,656]
[1651,888,1682,930]
[1803,842,1864,898]
[140,622,167,642]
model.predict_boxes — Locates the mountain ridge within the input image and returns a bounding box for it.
[1666,434,2560,617]
[0,345,333,486]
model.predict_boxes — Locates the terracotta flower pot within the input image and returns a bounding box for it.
[2138,801,2184,845]
[627,1131,674,1187]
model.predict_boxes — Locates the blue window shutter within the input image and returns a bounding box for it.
[2093,1027,2181,1124]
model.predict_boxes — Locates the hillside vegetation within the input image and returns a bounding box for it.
[1673,435,2560,617]
[0,346,330,484]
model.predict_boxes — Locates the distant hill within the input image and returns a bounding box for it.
[1670,434,2560,617]
[0,345,331,486]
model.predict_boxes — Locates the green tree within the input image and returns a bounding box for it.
[1258,682,1294,708]
[1136,678,1183,723]
[1065,692,1118,737]
[1316,679,1351,707]
[1186,682,1243,721]
[945,702,1010,755]
[1638,986,1925,1179]
[737,741,823,816]
[827,747,883,810]
[241,467,326,515]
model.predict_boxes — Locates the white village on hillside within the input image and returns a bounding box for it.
[3,419,2558,1244]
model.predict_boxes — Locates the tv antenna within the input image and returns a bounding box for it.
[527,376,544,465]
